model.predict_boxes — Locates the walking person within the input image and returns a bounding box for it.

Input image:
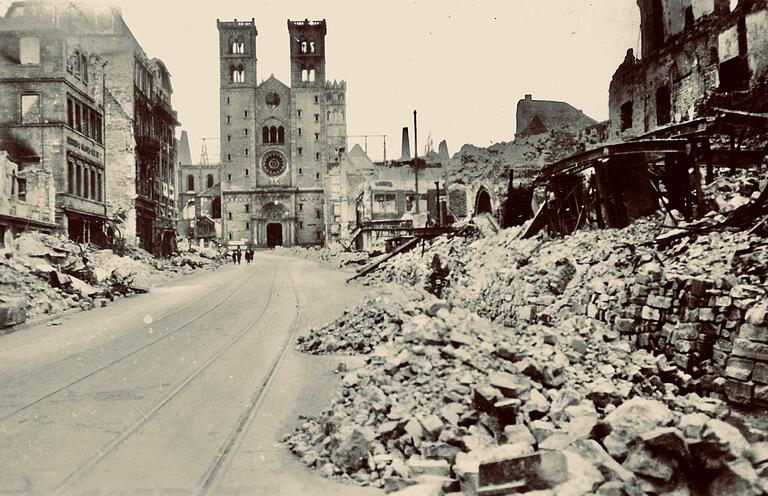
[231,249,237,264]
[236,248,242,265]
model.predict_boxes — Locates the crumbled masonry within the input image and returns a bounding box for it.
[0,232,225,328]
[284,168,768,495]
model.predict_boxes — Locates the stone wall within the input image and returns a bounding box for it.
[580,262,768,408]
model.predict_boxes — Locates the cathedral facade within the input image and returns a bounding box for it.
[217,18,347,247]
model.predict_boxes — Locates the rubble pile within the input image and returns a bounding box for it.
[0,232,223,328]
[285,302,768,494]
[273,244,369,269]
[296,297,406,355]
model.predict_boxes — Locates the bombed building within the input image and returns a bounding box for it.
[609,0,768,139]
[0,1,180,255]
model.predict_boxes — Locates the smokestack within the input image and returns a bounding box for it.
[400,127,411,161]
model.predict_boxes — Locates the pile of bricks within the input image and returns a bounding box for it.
[580,260,768,408]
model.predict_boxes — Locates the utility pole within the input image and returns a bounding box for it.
[413,110,419,214]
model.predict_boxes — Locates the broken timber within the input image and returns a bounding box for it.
[346,236,421,282]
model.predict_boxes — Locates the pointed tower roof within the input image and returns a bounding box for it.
[178,130,192,165]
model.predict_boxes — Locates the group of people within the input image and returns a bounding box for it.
[230,247,255,265]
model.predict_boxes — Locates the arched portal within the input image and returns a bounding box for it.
[475,187,492,215]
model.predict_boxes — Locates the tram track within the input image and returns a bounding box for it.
[198,263,304,495]
[53,266,280,495]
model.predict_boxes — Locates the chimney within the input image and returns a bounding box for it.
[400,127,411,161]
[525,94,533,101]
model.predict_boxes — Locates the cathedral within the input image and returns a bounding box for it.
[217,18,347,247]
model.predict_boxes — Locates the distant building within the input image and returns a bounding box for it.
[0,1,180,255]
[0,16,108,244]
[217,18,347,248]
[516,94,596,138]
[608,0,768,139]
[0,151,56,246]
[176,131,222,245]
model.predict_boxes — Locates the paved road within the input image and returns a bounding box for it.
[0,253,381,495]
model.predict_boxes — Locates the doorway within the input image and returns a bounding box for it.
[266,223,283,247]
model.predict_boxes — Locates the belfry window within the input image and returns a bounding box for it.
[230,64,245,83]
[231,38,245,54]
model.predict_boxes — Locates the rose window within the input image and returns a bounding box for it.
[262,152,286,177]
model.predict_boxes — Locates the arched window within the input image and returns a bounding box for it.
[300,41,308,53]
[187,174,194,192]
[269,126,277,143]
[262,126,270,143]
[309,69,315,82]
[309,41,315,53]
[277,126,285,144]
[230,37,244,54]
[230,65,245,83]
[301,69,308,82]
[206,174,214,188]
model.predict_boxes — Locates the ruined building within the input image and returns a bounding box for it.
[0,1,180,255]
[538,0,768,236]
[217,18,347,248]
[0,14,107,244]
[609,0,768,139]
[516,94,596,138]
[0,152,56,246]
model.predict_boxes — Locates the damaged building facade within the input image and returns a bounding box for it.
[0,1,180,255]
[0,151,56,247]
[538,0,768,236]
[609,0,768,138]
[0,13,108,244]
[217,18,347,248]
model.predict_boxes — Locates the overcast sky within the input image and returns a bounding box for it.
[4,0,641,162]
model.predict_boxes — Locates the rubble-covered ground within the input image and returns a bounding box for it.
[283,168,768,495]
[296,297,405,355]
[0,232,226,327]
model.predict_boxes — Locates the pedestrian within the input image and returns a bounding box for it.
[231,249,237,264]
[236,248,242,265]
[246,248,253,264]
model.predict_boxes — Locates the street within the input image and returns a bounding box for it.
[0,254,381,495]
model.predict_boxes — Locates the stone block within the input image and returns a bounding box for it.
[641,306,661,321]
[755,385,768,405]
[0,299,26,329]
[725,358,755,381]
[647,294,673,309]
[614,318,635,333]
[478,450,567,490]
[739,323,768,343]
[674,323,700,341]
[724,379,754,404]
[753,362,768,384]
[732,339,768,361]
[699,308,716,322]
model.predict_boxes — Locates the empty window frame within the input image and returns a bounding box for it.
[20,94,41,124]
[19,37,40,64]
[620,101,633,131]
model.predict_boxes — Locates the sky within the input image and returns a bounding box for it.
[3,0,641,162]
